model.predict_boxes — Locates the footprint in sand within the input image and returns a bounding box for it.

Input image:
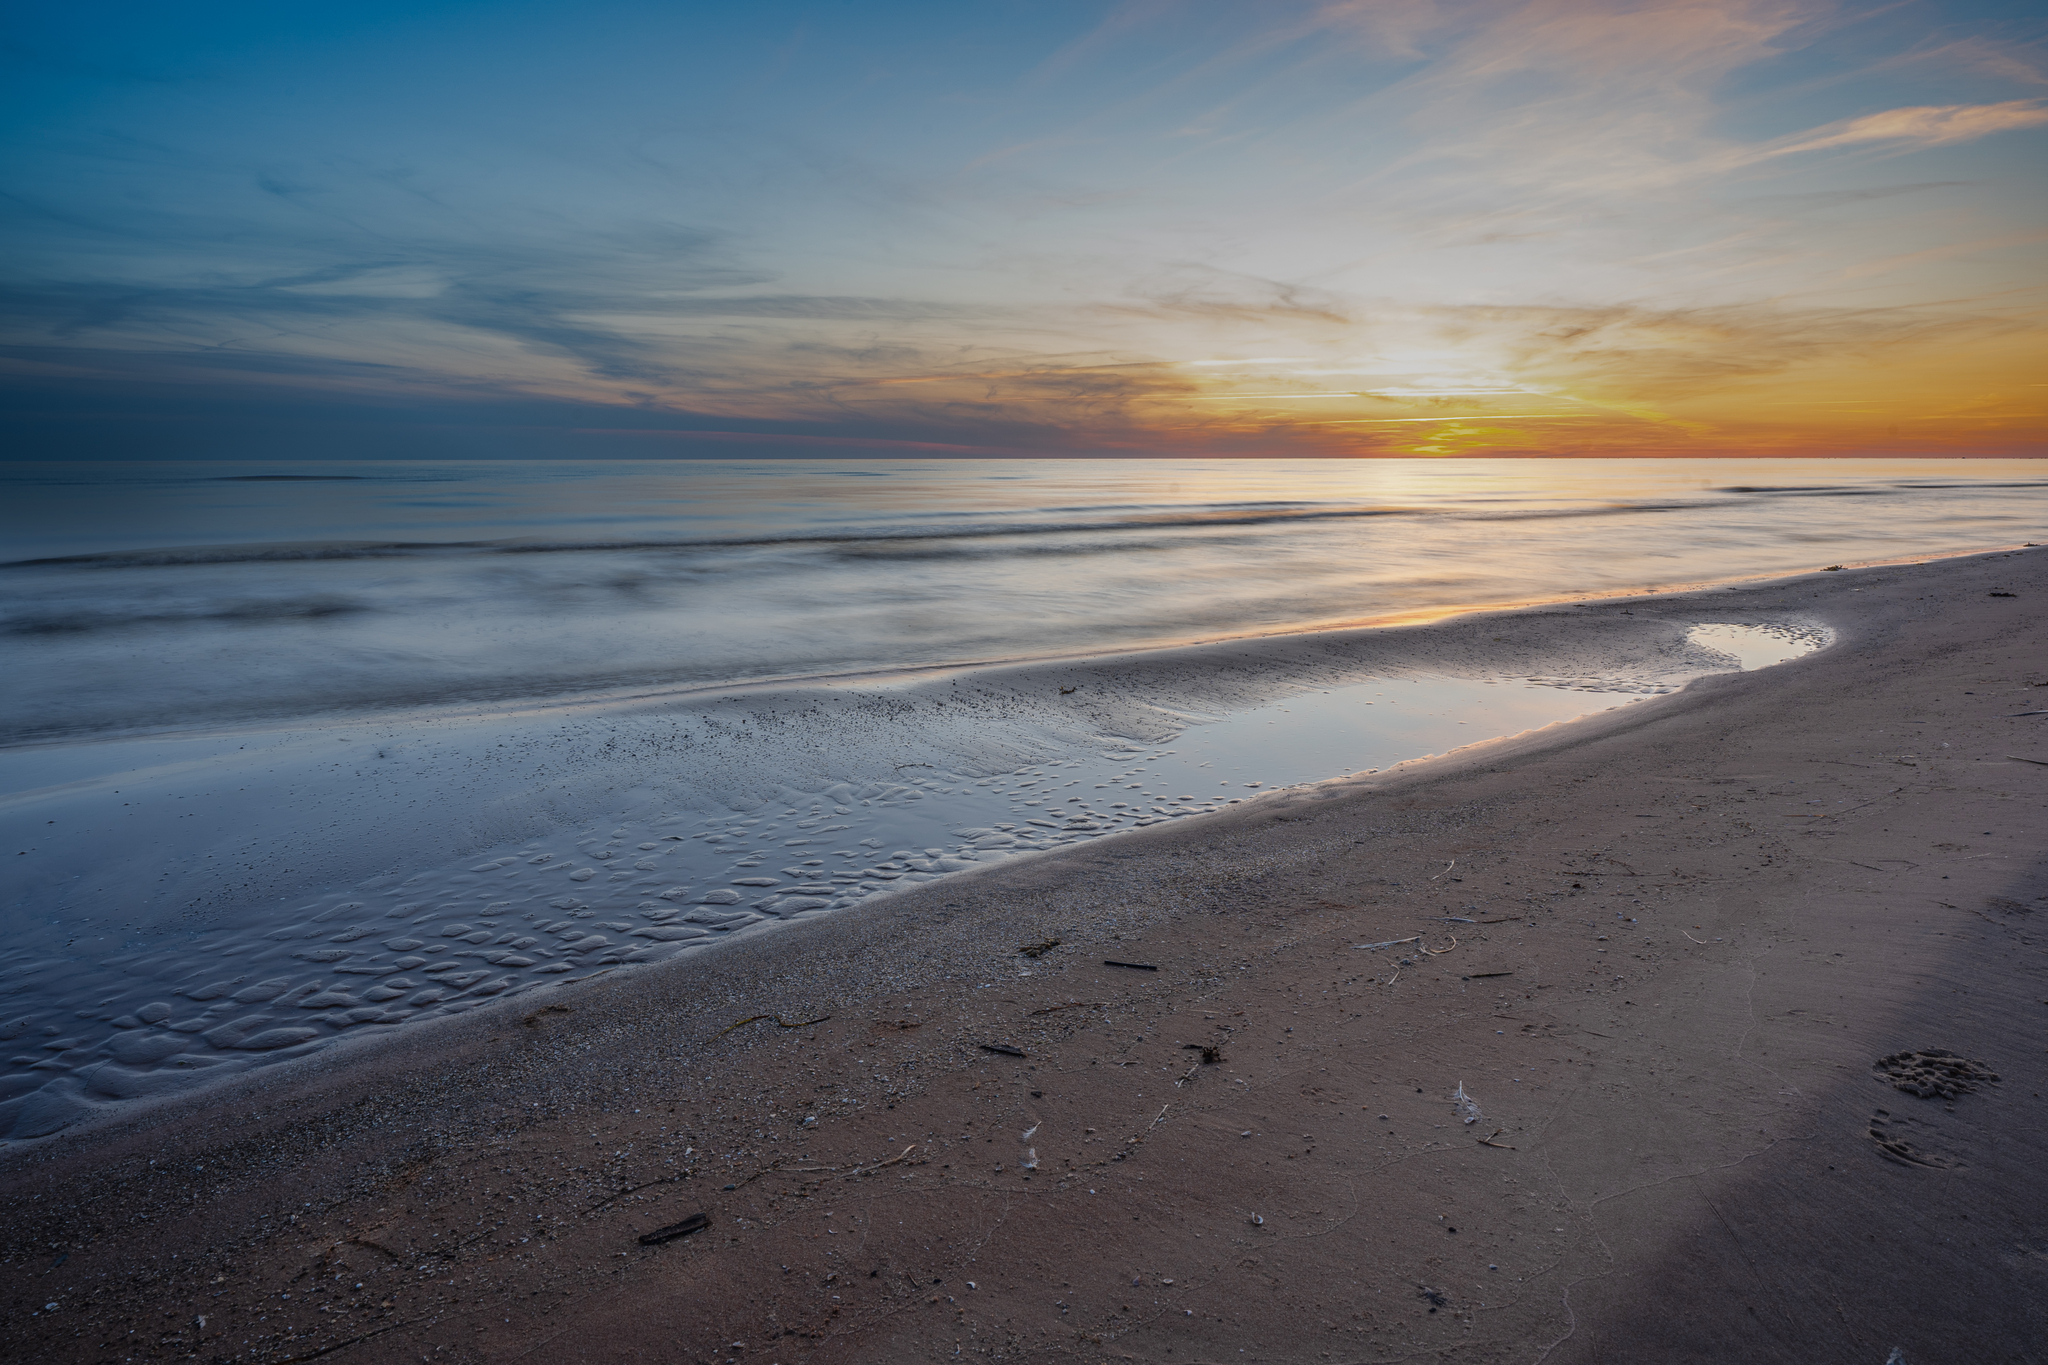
[1873,1049,1998,1100]
[1867,1109,1963,1169]
[1865,1048,1996,1169]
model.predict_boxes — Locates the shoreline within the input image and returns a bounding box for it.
[4,545,2045,1363]
[4,538,2018,753]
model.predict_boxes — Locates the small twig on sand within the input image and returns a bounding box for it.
[1149,1104,1171,1131]
[273,1317,425,1363]
[863,1144,919,1173]
[2007,755,2048,767]
[692,1159,791,1192]
[1421,935,1458,956]
[718,1012,832,1037]
[1682,931,1706,944]
[786,1145,919,1177]
[1354,936,1422,951]
[1477,1129,1517,1150]
[1797,788,1904,820]
[587,1173,688,1213]
[1384,967,1402,986]
[1430,860,1457,880]
[636,1212,711,1246]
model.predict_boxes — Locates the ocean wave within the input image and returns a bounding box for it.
[1716,485,1887,495]
[1718,481,2048,495]
[1,496,1790,570]
[5,595,369,635]
[4,540,500,569]
[826,537,1183,562]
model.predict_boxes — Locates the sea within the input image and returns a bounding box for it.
[1,456,2040,1140]
[5,458,2041,744]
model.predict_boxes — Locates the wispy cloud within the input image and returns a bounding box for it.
[1757,99,2048,158]
[1378,0,1815,192]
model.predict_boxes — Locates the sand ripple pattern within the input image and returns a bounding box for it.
[0,759,1241,1139]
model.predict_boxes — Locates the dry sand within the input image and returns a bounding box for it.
[3,546,2044,1365]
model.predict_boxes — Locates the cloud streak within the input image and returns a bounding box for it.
[1759,99,2048,158]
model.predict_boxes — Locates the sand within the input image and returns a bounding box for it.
[2,546,2042,1364]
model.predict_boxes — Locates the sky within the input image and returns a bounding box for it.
[3,0,2045,460]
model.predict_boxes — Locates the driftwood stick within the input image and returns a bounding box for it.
[718,1012,832,1037]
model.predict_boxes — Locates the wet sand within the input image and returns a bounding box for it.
[3,546,2043,1365]
[0,578,1800,1131]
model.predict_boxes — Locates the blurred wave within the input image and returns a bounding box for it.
[2,457,2040,742]
[23,480,2044,571]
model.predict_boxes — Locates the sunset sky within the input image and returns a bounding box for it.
[4,0,2044,459]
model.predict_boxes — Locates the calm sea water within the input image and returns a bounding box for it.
[3,458,2042,743]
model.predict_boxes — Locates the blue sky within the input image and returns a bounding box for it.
[4,0,2045,459]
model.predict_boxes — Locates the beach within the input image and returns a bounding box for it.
[2,545,2042,1364]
